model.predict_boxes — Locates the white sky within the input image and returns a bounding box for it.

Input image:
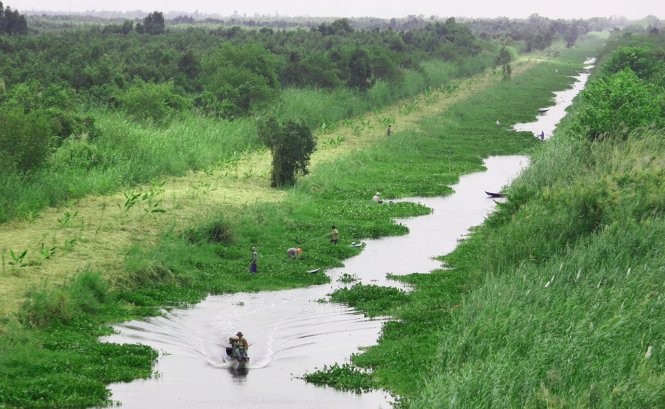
[6,0,665,20]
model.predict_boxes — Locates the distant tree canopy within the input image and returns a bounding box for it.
[201,43,281,118]
[137,11,165,35]
[466,14,591,51]
[0,2,27,35]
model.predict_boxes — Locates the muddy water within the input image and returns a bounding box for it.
[513,58,595,139]
[100,60,594,409]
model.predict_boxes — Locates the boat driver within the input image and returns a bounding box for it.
[230,331,249,358]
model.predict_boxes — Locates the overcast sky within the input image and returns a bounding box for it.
[7,0,665,20]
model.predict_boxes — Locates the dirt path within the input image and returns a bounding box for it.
[0,61,535,318]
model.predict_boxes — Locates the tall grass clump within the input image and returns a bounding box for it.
[0,111,259,221]
[19,270,110,328]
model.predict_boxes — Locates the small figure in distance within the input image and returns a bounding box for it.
[329,225,339,245]
[386,124,392,137]
[495,120,501,126]
[539,131,545,141]
[249,246,258,274]
[372,192,383,204]
[287,247,303,259]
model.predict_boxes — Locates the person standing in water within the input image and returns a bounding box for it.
[539,131,545,140]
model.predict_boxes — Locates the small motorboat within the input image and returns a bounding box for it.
[485,191,505,198]
[225,346,249,369]
[307,268,321,274]
[538,108,549,113]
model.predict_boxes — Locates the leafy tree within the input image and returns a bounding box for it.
[575,68,663,141]
[369,47,402,82]
[116,79,191,124]
[177,50,201,91]
[201,43,281,118]
[601,46,660,80]
[139,11,165,35]
[494,46,512,67]
[0,109,53,172]
[316,18,354,36]
[0,2,27,35]
[258,117,317,187]
[564,23,579,47]
[3,81,98,141]
[281,51,342,89]
[347,48,374,92]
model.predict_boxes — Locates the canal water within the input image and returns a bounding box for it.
[513,58,595,139]
[99,59,594,409]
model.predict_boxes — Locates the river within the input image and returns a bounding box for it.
[99,59,594,409]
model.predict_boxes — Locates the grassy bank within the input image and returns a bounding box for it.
[0,36,604,408]
[0,52,495,223]
[309,34,665,408]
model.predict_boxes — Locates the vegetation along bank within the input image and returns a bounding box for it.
[310,32,665,408]
[2,7,657,408]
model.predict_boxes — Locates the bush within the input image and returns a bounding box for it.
[574,69,663,140]
[18,271,110,328]
[602,46,660,79]
[0,109,53,173]
[258,117,317,187]
[116,79,191,124]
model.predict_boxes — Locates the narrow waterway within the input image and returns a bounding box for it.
[513,58,595,139]
[99,59,594,409]
[99,156,527,409]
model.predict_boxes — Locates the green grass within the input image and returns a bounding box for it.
[0,53,500,223]
[0,113,260,221]
[403,131,665,409]
[0,36,613,409]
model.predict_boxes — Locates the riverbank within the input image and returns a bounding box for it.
[316,34,665,408]
[0,36,605,409]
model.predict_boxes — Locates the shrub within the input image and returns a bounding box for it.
[574,69,663,141]
[258,117,317,187]
[116,79,191,124]
[0,109,53,173]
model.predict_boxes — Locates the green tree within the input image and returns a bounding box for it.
[140,11,165,35]
[116,79,191,124]
[0,109,53,172]
[0,2,28,35]
[258,117,317,187]
[575,68,663,141]
[602,46,659,80]
[347,48,374,92]
[201,43,281,118]
[494,46,512,67]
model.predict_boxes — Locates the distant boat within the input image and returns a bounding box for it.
[307,268,321,274]
[485,191,505,198]
[538,108,549,113]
